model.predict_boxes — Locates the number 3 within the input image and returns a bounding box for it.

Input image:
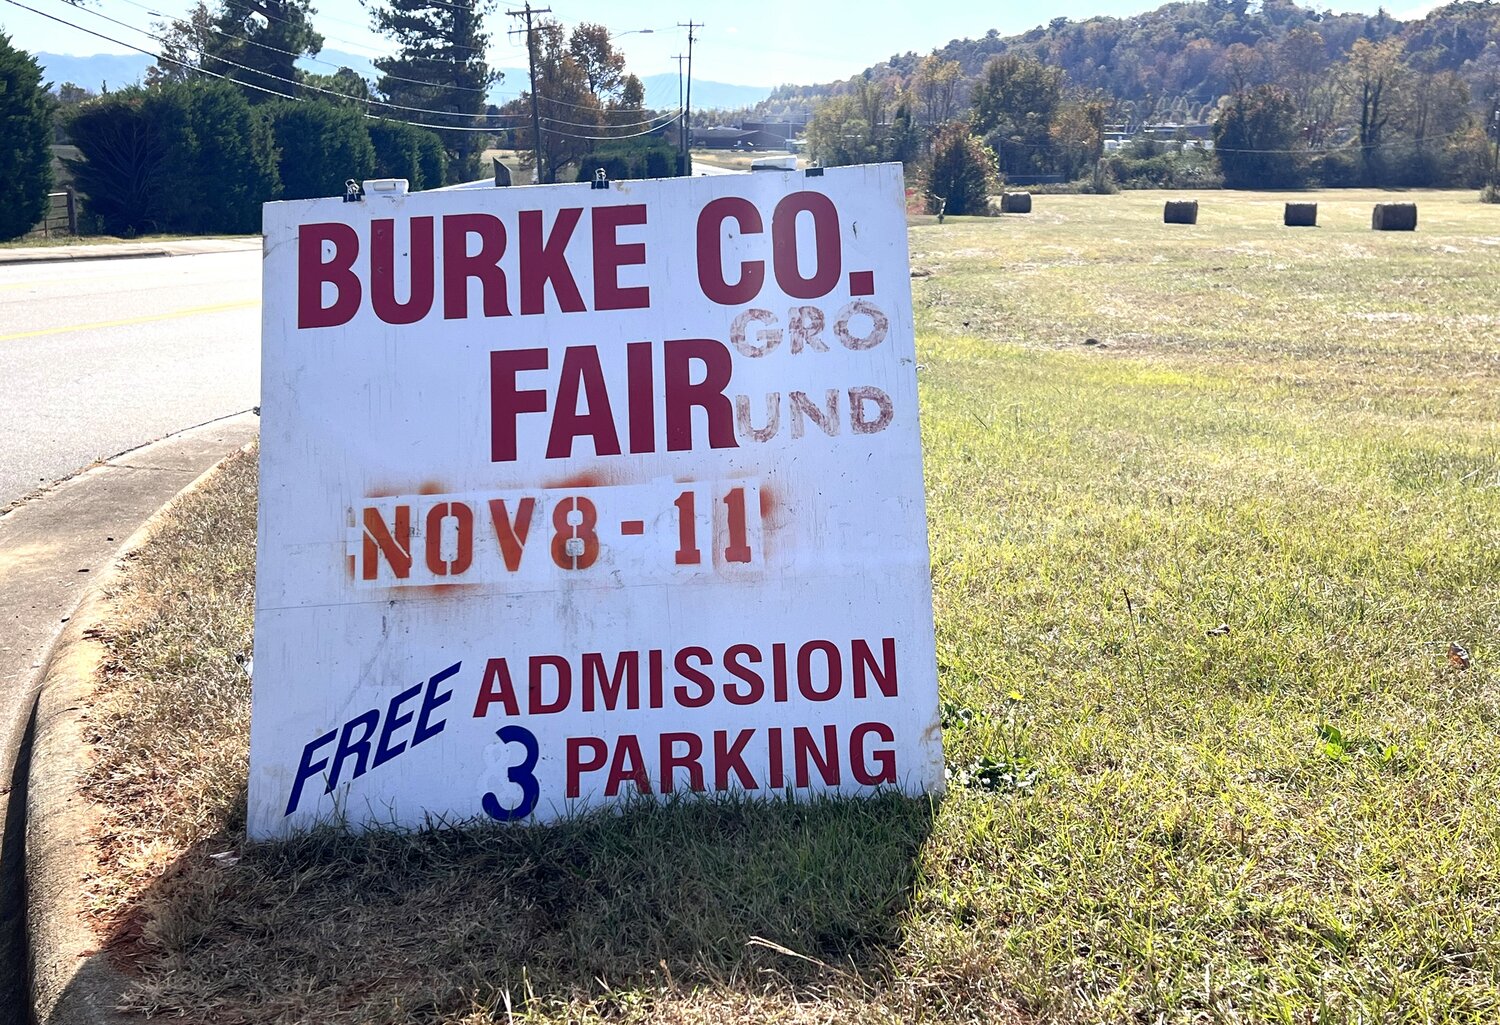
[481,724,540,821]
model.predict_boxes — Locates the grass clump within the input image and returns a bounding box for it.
[87,188,1500,1023]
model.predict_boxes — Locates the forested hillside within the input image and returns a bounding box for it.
[770,0,1499,198]
[756,0,1500,121]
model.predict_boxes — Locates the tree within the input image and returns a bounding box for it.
[925,121,996,215]
[67,80,277,235]
[1049,96,1108,179]
[1276,26,1327,113]
[971,54,1064,176]
[369,119,447,189]
[568,23,624,99]
[911,55,961,127]
[262,100,374,200]
[158,0,323,101]
[888,97,922,166]
[300,67,371,104]
[805,94,874,167]
[1216,42,1268,96]
[1213,84,1301,188]
[0,32,53,241]
[1339,38,1406,181]
[174,79,280,230]
[371,0,499,182]
[524,18,600,183]
[608,73,645,127]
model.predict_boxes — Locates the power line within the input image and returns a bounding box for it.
[107,0,677,114]
[60,0,536,124]
[17,0,686,147]
[108,0,498,95]
[3,0,505,132]
[541,112,681,141]
[542,111,679,132]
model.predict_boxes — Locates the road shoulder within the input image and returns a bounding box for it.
[0,416,258,1023]
[0,238,261,265]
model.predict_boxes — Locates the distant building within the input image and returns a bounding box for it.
[692,127,792,151]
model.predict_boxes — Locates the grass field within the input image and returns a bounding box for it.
[86,188,1499,1023]
[690,148,800,171]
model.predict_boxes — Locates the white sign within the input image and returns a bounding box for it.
[249,164,942,838]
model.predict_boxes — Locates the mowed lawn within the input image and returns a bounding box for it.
[90,189,1499,1024]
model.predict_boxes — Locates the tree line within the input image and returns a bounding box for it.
[1,1,680,240]
[799,0,1500,204]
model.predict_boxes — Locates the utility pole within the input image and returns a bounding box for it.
[507,3,550,184]
[678,22,702,175]
[1491,104,1499,187]
[671,53,687,175]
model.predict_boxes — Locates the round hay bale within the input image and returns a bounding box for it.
[1164,199,1198,225]
[1372,202,1418,231]
[1001,191,1033,214]
[1284,201,1318,227]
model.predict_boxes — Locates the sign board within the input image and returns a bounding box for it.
[249,163,942,838]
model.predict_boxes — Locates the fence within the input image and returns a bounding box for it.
[28,191,78,239]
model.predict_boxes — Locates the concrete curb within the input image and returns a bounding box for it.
[0,238,261,266]
[0,248,177,266]
[26,443,253,1025]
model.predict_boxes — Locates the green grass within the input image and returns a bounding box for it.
[86,188,1499,1023]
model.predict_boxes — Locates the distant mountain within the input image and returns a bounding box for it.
[640,73,771,112]
[753,0,1500,118]
[36,49,770,112]
[35,52,153,90]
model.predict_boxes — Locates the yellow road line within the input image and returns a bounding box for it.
[0,298,260,343]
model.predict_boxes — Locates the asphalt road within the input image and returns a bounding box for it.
[0,250,262,508]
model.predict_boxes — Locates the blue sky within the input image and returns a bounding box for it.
[2,0,1443,89]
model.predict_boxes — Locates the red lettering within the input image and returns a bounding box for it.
[793,724,840,787]
[361,505,411,580]
[852,637,899,699]
[673,647,714,708]
[772,192,841,300]
[442,213,510,319]
[529,654,571,714]
[472,657,520,717]
[519,208,585,315]
[626,340,656,454]
[487,497,535,571]
[592,204,649,310]
[490,348,548,462]
[371,217,435,324]
[696,197,765,305]
[567,737,608,798]
[850,722,897,785]
[606,735,650,795]
[723,644,765,705]
[797,639,842,701]
[659,732,705,792]
[546,346,621,459]
[582,651,640,712]
[297,222,361,328]
[768,726,785,787]
[771,642,789,702]
[663,338,738,452]
[424,502,474,577]
[713,729,757,790]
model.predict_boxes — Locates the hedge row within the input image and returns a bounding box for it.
[67,80,448,236]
